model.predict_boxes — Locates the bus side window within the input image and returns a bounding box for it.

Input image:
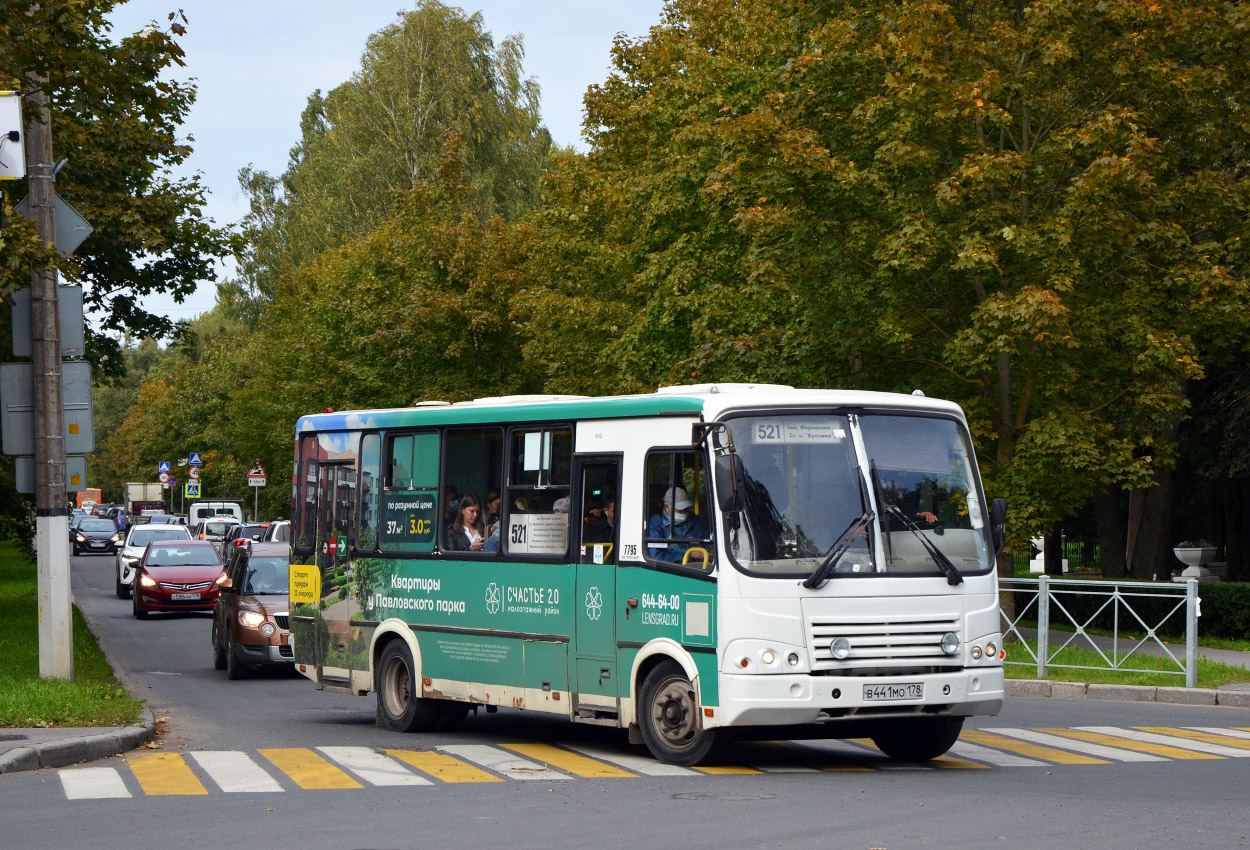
[644,451,713,569]
[505,426,572,557]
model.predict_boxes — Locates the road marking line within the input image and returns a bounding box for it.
[838,738,938,770]
[500,743,635,778]
[125,751,208,795]
[989,728,1164,762]
[559,744,701,776]
[949,740,1045,768]
[385,749,503,783]
[1136,727,1250,751]
[1185,727,1250,742]
[438,744,571,781]
[959,730,1108,765]
[693,765,765,775]
[189,751,285,792]
[779,740,877,771]
[929,753,990,769]
[317,746,432,786]
[258,748,363,789]
[1075,727,1250,757]
[59,767,131,799]
[1040,729,1222,760]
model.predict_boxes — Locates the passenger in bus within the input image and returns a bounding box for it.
[444,494,485,551]
[484,490,502,536]
[443,485,460,525]
[583,499,615,544]
[553,497,571,515]
[647,487,711,563]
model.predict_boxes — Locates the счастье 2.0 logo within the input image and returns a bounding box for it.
[584,586,602,621]
[485,582,501,615]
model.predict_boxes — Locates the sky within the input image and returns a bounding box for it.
[103,0,666,324]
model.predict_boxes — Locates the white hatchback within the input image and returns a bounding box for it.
[115,523,194,599]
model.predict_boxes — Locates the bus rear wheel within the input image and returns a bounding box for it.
[638,661,720,766]
[377,641,441,733]
[871,717,964,762]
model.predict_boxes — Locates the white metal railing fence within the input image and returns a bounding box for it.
[999,577,1200,688]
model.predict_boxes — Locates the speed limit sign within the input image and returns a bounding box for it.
[188,466,200,480]
[158,471,169,483]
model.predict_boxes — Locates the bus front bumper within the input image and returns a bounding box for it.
[714,668,1005,727]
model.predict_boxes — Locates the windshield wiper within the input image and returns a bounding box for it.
[883,503,963,586]
[802,510,874,590]
[869,461,962,586]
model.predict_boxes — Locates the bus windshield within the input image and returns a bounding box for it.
[727,413,990,578]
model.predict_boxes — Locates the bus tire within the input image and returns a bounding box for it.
[871,717,964,762]
[638,660,721,766]
[377,641,441,733]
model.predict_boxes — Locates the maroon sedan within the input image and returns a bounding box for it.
[132,540,226,619]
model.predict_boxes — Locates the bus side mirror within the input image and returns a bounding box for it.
[715,454,744,513]
[990,498,1007,554]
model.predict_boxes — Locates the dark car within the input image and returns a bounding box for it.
[212,541,292,678]
[221,522,270,555]
[73,517,123,556]
[132,540,225,619]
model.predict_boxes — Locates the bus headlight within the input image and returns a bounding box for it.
[940,632,960,656]
[970,645,983,660]
[830,637,851,660]
[760,649,776,665]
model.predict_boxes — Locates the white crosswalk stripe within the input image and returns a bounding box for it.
[989,728,1166,762]
[1075,727,1250,757]
[60,766,131,799]
[1186,727,1250,741]
[559,743,701,776]
[438,744,571,780]
[318,746,432,786]
[949,740,1046,768]
[190,750,284,792]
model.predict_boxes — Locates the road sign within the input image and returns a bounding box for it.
[248,461,266,477]
[184,482,201,498]
[159,461,170,473]
[15,455,87,493]
[188,466,200,480]
[167,477,176,488]
[0,93,26,180]
[248,475,266,487]
[189,452,203,466]
[1,360,95,455]
[14,194,93,257]
[158,471,169,483]
[10,285,85,358]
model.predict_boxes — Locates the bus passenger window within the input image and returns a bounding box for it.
[504,426,572,556]
[442,428,503,556]
[644,452,713,568]
[381,432,440,553]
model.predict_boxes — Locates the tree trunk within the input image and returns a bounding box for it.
[1094,487,1127,578]
[1126,472,1177,582]
[1044,522,1064,576]
[1224,478,1250,583]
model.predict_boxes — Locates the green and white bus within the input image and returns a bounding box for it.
[289,384,1005,765]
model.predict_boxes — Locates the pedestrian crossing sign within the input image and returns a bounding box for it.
[184,482,201,498]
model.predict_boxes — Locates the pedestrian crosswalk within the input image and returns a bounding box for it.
[55,726,1250,800]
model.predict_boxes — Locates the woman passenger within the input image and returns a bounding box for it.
[445,494,485,552]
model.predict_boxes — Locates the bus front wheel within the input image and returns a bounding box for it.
[638,661,721,766]
[377,641,441,733]
[871,717,964,762]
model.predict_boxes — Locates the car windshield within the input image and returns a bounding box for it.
[80,520,116,532]
[205,522,234,536]
[725,412,991,578]
[147,546,220,567]
[130,527,190,547]
[243,556,289,594]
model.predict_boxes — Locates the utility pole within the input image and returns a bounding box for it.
[26,77,73,679]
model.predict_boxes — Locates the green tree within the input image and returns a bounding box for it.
[0,2,236,374]
[226,1,551,322]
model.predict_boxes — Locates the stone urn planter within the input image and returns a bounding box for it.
[1173,545,1219,582]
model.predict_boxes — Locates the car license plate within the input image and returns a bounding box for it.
[863,682,923,701]
[170,592,201,601]
[89,541,105,547]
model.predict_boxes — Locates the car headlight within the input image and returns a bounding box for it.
[238,610,265,628]
[76,534,86,542]
[260,623,276,637]
[111,534,121,543]
[139,574,158,587]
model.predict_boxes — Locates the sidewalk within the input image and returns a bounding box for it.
[0,710,155,774]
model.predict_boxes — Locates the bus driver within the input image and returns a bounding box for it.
[647,487,710,564]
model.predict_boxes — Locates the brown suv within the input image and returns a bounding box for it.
[211,541,292,679]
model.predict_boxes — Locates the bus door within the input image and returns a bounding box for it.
[571,457,621,715]
[314,459,356,687]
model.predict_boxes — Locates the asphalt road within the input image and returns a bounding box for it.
[0,551,1247,850]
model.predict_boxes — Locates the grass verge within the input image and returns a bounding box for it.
[1002,640,1250,689]
[0,543,144,727]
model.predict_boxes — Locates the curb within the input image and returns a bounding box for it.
[0,709,156,774]
[1006,679,1250,709]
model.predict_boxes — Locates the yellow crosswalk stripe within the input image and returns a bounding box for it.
[1135,728,1250,751]
[693,765,764,775]
[500,743,635,778]
[385,749,504,783]
[1040,728,1223,760]
[258,748,362,789]
[753,741,875,772]
[930,754,990,769]
[959,730,1109,765]
[125,752,207,796]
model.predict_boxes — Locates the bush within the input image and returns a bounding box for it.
[1197,583,1250,641]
